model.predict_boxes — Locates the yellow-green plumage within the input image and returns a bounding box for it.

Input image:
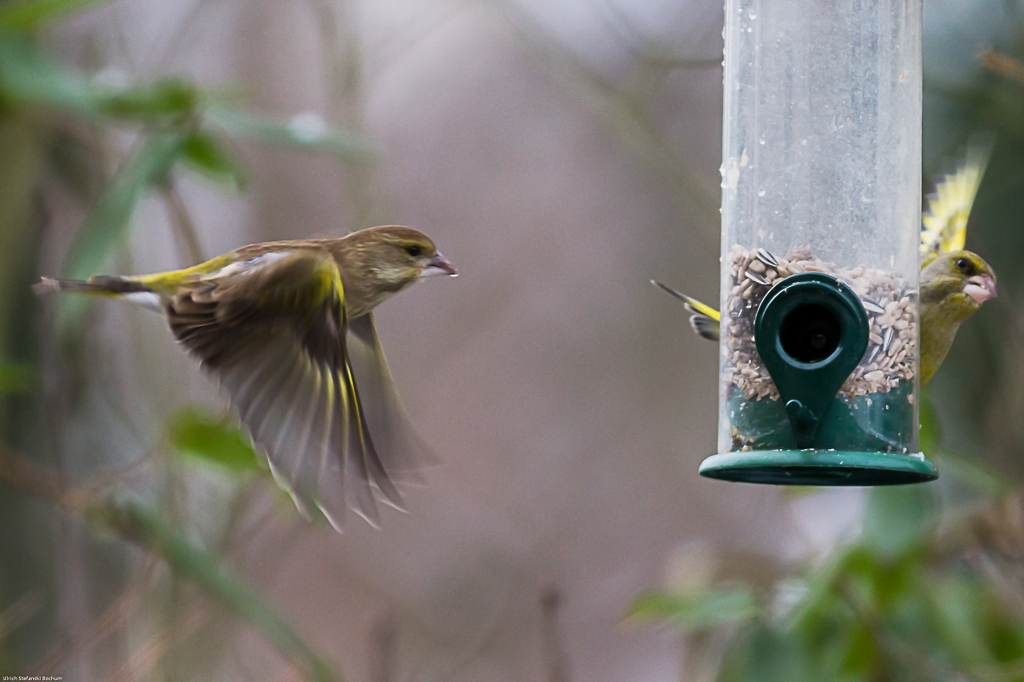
[38,225,457,531]
[918,251,996,385]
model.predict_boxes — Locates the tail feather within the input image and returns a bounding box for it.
[651,280,722,342]
[34,275,153,296]
[33,276,109,295]
[33,277,63,295]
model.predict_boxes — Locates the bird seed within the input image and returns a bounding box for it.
[722,245,918,402]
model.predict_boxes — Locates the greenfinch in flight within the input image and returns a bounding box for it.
[38,225,457,531]
[654,141,997,386]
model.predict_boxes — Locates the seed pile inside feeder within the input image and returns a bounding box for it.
[722,245,917,401]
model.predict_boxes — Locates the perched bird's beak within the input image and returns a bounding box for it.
[964,274,997,304]
[422,252,458,278]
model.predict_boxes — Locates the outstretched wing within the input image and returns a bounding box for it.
[348,314,439,482]
[165,249,402,531]
[921,138,993,260]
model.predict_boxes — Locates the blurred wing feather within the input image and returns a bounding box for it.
[166,250,402,530]
[689,314,721,341]
[921,138,993,257]
[348,314,439,486]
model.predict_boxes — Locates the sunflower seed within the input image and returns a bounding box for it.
[755,248,779,267]
[744,271,768,285]
[861,299,885,314]
[882,327,894,353]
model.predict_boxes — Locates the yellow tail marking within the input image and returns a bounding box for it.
[652,280,720,321]
[683,295,721,322]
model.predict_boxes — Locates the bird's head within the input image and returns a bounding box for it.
[337,226,457,315]
[359,225,456,281]
[920,250,997,319]
[348,225,457,282]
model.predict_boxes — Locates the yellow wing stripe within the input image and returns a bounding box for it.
[651,281,720,321]
[920,140,992,256]
[683,295,720,322]
[134,254,235,294]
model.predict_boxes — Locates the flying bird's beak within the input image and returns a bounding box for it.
[422,252,458,278]
[964,274,997,304]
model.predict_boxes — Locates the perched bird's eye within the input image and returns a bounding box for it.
[405,245,422,257]
[956,257,972,274]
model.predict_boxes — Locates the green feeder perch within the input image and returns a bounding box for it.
[699,0,937,485]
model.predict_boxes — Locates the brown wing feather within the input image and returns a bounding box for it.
[348,314,439,484]
[165,249,403,530]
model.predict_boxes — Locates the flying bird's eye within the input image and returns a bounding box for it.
[955,257,972,274]
[405,245,422,257]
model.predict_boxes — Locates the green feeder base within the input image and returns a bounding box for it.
[699,450,938,486]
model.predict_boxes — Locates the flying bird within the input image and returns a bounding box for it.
[38,225,457,531]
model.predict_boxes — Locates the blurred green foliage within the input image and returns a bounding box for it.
[0,0,371,678]
[0,362,34,395]
[627,585,756,631]
[88,498,336,682]
[630,483,1024,681]
[167,408,262,474]
[0,20,370,278]
[0,0,106,32]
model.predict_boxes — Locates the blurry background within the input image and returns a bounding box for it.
[3,0,1024,680]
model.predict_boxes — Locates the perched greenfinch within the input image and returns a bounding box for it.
[37,225,457,531]
[918,251,996,384]
[655,141,997,386]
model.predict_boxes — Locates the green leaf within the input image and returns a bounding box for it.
[96,78,200,123]
[0,37,101,115]
[0,362,34,394]
[626,584,757,630]
[717,625,816,682]
[204,105,374,161]
[167,408,261,473]
[180,132,244,188]
[61,130,187,281]
[0,42,200,123]
[0,0,109,31]
[861,485,938,559]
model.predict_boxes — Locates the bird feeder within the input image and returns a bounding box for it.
[698,0,937,485]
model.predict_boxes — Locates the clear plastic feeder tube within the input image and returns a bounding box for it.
[719,0,922,455]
